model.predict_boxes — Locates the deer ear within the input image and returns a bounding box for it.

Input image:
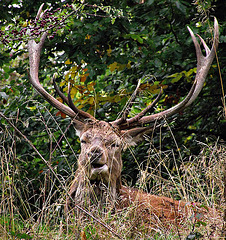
[72,119,85,137]
[121,127,152,149]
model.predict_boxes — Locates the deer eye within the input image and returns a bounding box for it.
[81,139,87,144]
[111,143,119,148]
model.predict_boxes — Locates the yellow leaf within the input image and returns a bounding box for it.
[27,106,36,111]
[65,73,69,82]
[60,80,66,87]
[117,63,126,71]
[22,21,28,27]
[63,86,68,92]
[70,87,77,98]
[85,34,91,40]
[56,97,63,103]
[89,96,94,105]
[87,82,95,91]
[71,72,76,78]
[65,59,72,64]
[108,61,130,72]
[71,66,77,72]
[147,85,159,94]
[107,45,112,56]
[108,62,118,72]
[127,61,131,69]
[70,66,78,79]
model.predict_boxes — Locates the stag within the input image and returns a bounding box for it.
[28,5,219,227]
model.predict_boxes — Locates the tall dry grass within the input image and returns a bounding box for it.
[0,112,225,239]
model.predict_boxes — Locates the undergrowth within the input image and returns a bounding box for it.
[0,111,225,239]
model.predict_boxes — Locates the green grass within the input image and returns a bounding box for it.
[0,116,225,239]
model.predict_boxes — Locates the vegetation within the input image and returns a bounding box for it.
[0,0,225,239]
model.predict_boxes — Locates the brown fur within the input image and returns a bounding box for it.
[65,120,205,226]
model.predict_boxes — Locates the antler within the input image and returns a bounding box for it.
[112,18,219,130]
[28,4,95,122]
[28,4,219,129]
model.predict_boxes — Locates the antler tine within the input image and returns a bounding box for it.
[119,81,197,129]
[197,34,210,55]
[185,17,219,106]
[112,87,163,127]
[53,76,69,105]
[120,87,163,128]
[53,77,95,121]
[114,79,141,125]
[123,79,141,119]
[28,4,95,122]
[67,83,95,121]
[114,18,219,129]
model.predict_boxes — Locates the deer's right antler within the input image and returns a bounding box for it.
[28,4,95,122]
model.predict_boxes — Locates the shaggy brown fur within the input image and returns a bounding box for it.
[65,121,205,227]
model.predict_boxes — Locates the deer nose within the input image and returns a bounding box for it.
[88,147,103,164]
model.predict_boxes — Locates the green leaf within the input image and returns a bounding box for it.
[167,72,182,83]
[175,1,187,14]
[147,0,155,6]
[124,34,144,44]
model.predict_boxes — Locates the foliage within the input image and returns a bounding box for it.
[0,0,225,238]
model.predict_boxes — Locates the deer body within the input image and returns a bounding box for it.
[65,120,188,224]
[27,4,219,228]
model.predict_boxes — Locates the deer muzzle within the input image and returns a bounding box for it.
[87,146,109,180]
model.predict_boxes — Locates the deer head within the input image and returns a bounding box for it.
[28,5,219,214]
